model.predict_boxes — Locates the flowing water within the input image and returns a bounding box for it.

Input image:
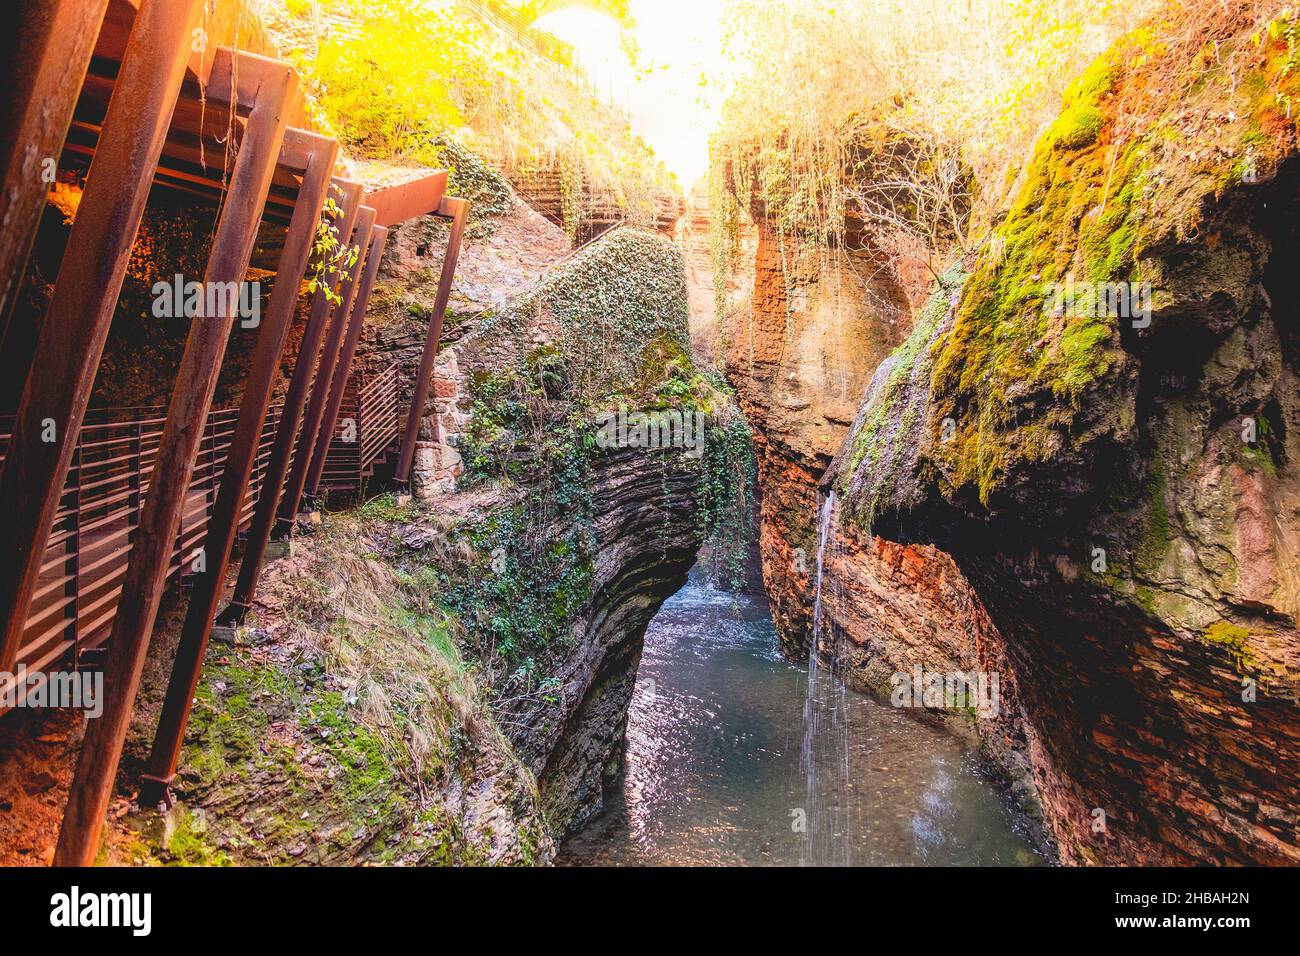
[801,491,849,864]
[557,580,1044,866]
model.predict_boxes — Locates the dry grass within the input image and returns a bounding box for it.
[712,0,1164,259]
[251,498,503,790]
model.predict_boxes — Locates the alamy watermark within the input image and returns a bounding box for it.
[152,274,261,328]
[1043,277,1152,329]
[890,665,1000,718]
[50,886,151,936]
[0,666,103,717]
[594,406,706,459]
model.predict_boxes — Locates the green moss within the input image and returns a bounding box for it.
[172,614,468,862]
[1136,464,1174,572]
[1068,53,1116,102]
[1203,621,1250,644]
[354,492,416,523]
[163,808,232,867]
[914,9,1300,507]
[1051,102,1106,150]
[1200,621,1257,672]
[182,661,291,789]
[1056,316,1115,394]
[303,691,394,798]
[1240,442,1278,476]
[1134,585,1158,614]
[839,267,966,526]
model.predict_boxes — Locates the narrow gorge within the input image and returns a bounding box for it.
[0,0,1296,888]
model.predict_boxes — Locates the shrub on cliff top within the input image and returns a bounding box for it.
[708,0,1156,308]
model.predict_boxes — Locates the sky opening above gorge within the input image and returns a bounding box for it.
[536,0,736,188]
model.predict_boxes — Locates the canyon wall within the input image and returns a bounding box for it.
[712,196,1054,847]
[674,179,756,365]
[110,228,708,859]
[832,22,1300,864]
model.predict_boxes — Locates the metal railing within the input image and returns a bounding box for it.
[0,402,284,708]
[319,361,401,494]
[0,359,405,709]
[460,0,578,70]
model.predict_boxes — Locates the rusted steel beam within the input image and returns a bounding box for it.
[218,180,364,626]
[365,171,448,227]
[137,131,338,807]
[62,117,302,224]
[53,60,296,868]
[0,0,111,343]
[395,196,470,484]
[206,47,304,113]
[305,224,388,498]
[0,0,204,678]
[274,204,378,534]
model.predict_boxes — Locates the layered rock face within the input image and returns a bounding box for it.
[721,216,917,655]
[509,445,703,833]
[833,20,1300,864]
[674,179,757,364]
[427,228,730,836]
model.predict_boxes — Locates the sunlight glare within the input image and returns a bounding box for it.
[534,0,734,188]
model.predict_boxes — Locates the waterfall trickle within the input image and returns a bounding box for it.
[800,490,855,865]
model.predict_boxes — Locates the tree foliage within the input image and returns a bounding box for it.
[257,0,674,217]
[708,0,1160,296]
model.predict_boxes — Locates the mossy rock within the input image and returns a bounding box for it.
[844,10,1300,515]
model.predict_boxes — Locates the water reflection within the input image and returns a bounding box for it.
[557,584,1043,867]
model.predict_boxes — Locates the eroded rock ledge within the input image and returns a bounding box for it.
[396,227,746,839]
[831,16,1300,864]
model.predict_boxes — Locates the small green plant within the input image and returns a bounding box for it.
[699,402,758,590]
[306,187,360,307]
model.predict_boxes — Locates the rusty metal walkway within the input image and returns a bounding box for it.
[0,404,282,708]
[0,360,401,712]
[0,0,468,865]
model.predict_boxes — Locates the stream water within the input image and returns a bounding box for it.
[557,580,1044,866]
